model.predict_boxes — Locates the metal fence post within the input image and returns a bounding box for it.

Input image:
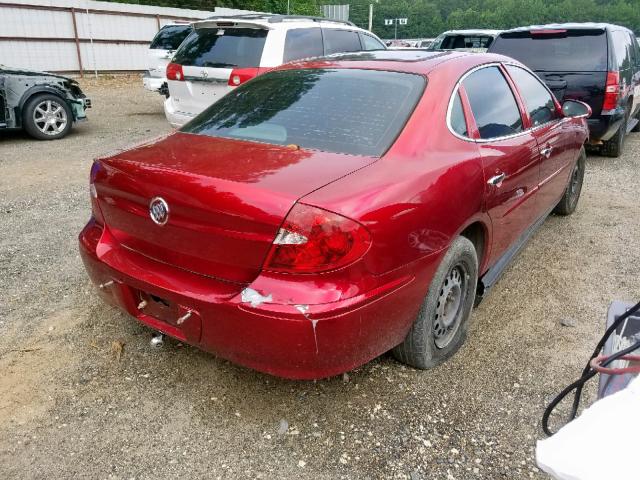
[70,8,84,77]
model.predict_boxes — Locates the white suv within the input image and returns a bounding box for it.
[164,14,386,127]
[143,23,192,95]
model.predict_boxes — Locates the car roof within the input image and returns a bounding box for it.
[500,22,631,34]
[278,50,516,76]
[193,14,362,31]
[439,29,503,36]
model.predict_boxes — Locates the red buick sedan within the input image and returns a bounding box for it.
[79,51,590,379]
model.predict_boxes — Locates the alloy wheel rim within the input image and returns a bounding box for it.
[33,100,67,136]
[433,265,467,349]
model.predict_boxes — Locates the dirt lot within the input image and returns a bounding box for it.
[1,76,638,479]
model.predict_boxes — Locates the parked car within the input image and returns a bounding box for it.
[143,23,192,96]
[80,50,590,379]
[163,14,387,127]
[0,66,90,140]
[427,29,502,51]
[418,39,434,48]
[489,23,640,157]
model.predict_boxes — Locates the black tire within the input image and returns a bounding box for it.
[392,236,478,369]
[631,108,640,133]
[554,147,586,216]
[22,93,73,140]
[600,108,627,157]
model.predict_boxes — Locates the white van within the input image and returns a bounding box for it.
[164,14,386,127]
[143,23,192,95]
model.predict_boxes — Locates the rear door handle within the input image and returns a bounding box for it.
[541,146,554,158]
[487,172,506,187]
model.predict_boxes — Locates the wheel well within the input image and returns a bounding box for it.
[460,222,486,270]
[20,88,66,112]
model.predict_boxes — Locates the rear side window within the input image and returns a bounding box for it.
[183,69,425,157]
[359,33,385,51]
[283,28,323,63]
[490,30,608,72]
[463,66,523,139]
[449,93,468,137]
[506,65,558,127]
[612,30,633,70]
[149,25,191,50]
[172,28,267,68]
[323,29,362,55]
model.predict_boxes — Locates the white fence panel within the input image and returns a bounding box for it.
[0,1,261,73]
[1,7,75,37]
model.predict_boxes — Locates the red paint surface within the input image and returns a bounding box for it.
[80,52,589,379]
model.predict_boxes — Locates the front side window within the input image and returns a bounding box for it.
[449,92,468,137]
[463,66,523,139]
[172,28,267,68]
[506,65,558,127]
[323,29,362,55]
[283,28,323,63]
[182,68,425,157]
[359,33,385,51]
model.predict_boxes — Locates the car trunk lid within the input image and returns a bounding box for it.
[93,132,375,284]
[536,71,607,115]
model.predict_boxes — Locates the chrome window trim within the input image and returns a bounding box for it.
[446,62,561,144]
[503,63,562,131]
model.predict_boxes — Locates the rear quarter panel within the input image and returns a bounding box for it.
[302,61,491,276]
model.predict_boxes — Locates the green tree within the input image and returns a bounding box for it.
[102,0,640,36]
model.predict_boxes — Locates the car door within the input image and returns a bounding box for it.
[627,31,640,119]
[504,64,570,213]
[460,65,541,265]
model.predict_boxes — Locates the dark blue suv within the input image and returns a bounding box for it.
[489,23,640,157]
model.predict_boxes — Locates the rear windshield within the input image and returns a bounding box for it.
[172,28,267,68]
[150,25,191,50]
[430,35,494,50]
[491,30,607,71]
[182,69,425,157]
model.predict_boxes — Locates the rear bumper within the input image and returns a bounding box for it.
[79,220,430,379]
[143,73,166,93]
[588,109,625,142]
[163,97,195,128]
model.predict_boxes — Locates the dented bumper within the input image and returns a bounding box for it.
[79,220,428,379]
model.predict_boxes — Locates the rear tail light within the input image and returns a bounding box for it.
[602,71,620,111]
[166,63,184,81]
[89,162,105,225]
[265,204,371,273]
[228,67,261,87]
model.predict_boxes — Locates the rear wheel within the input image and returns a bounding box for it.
[554,147,586,216]
[600,107,628,157]
[631,107,640,133]
[22,94,72,140]
[392,236,478,369]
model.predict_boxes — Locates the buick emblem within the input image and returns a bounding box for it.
[149,197,169,226]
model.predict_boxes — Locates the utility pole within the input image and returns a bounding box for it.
[368,4,373,32]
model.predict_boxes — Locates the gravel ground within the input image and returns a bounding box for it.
[0,76,639,480]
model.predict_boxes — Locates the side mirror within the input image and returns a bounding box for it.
[562,100,591,119]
